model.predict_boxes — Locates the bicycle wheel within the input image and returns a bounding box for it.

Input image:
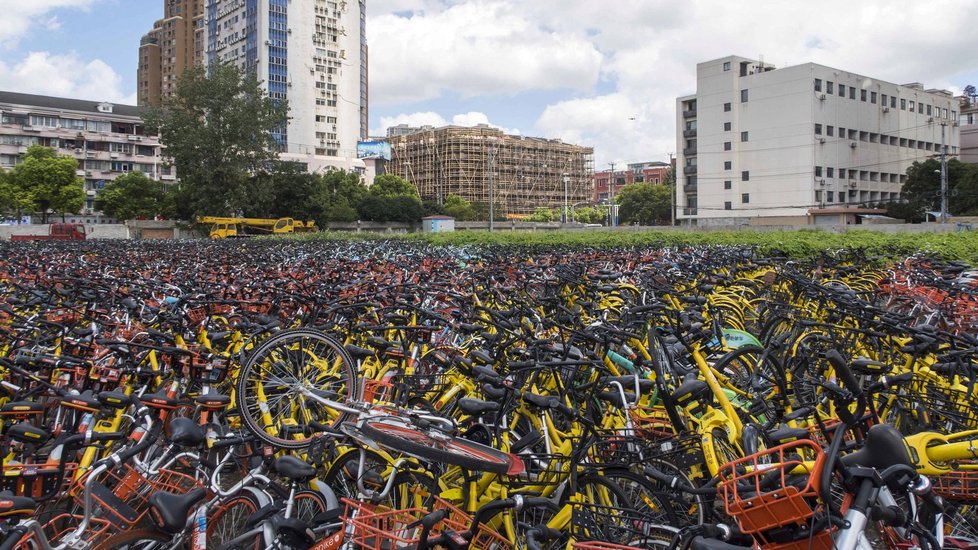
[98,528,170,549]
[236,328,358,449]
[357,418,515,474]
[600,468,679,526]
[208,493,262,550]
[322,448,436,510]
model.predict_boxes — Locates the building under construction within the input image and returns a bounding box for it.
[386,125,593,217]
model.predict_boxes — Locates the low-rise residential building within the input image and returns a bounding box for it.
[593,161,671,203]
[677,56,960,226]
[0,91,172,220]
[960,97,978,165]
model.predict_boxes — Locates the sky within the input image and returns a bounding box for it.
[1,0,977,168]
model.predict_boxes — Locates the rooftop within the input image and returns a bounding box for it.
[0,90,146,119]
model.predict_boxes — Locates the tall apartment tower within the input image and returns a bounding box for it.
[137,0,206,107]
[204,0,368,172]
[677,56,961,226]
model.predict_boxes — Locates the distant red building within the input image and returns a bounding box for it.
[593,161,673,203]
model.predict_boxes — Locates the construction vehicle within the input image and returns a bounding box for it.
[196,217,318,239]
[9,223,87,241]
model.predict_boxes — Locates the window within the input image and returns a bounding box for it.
[61,118,85,130]
[827,191,834,202]
[850,87,856,100]
[815,124,822,135]
[724,102,731,112]
[724,180,732,190]
[901,98,907,110]
[871,91,877,104]
[827,126,834,137]
[861,89,867,102]
[723,61,731,71]
[742,193,750,204]
[30,115,59,127]
[839,168,846,179]
[724,161,732,170]
[891,96,897,108]
[838,84,846,97]
[724,122,732,131]
[926,104,932,116]
[740,89,748,102]
[909,101,915,112]
[839,127,845,138]
[827,167,834,178]
[741,131,749,142]
[724,142,732,151]
[826,81,834,94]
[881,94,888,106]
[724,201,732,210]
[742,171,750,181]
[814,79,822,92]
[815,166,823,177]
[315,115,326,122]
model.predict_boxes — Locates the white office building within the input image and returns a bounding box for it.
[205,0,367,173]
[677,56,961,226]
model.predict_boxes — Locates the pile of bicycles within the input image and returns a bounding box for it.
[0,240,976,550]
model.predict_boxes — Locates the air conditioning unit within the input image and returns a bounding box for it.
[818,179,826,186]
[849,180,857,188]
[110,152,119,159]
[819,94,826,100]
[85,153,96,158]
[882,107,890,113]
[74,148,83,154]
[85,171,93,176]
[819,138,826,144]
[927,117,934,123]
[850,142,857,149]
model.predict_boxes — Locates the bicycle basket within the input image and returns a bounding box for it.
[77,464,202,529]
[0,462,78,498]
[718,439,826,537]
[571,503,675,549]
[341,497,511,550]
[934,468,978,503]
[20,513,113,548]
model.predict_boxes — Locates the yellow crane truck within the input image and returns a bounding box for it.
[196,217,317,239]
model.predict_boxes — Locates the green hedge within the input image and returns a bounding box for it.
[281,229,978,263]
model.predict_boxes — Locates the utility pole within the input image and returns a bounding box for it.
[608,162,616,227]
[668,153,676,226]
[562,174,569,224]
[940,122,948,223]
[488,144,495,232]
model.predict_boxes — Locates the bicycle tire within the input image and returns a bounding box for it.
[600,468,680,526]
[357,418,514,474]
[207,493,262,550]
[98,528,170,549]
[236,328,358,449]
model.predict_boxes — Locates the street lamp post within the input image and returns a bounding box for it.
[607,163,617,227]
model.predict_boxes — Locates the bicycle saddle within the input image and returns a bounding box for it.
[148,487,206,534]
[601,376,655,393]
[194,392,231,408]
[6,422,50,445]
[691,536,754,550]
[344,344,373,359]
[841,424,913,471]
[167,417,205,447]
[457,398,500,416]
[274,455,316,481]
[0,492,37,519]
[97,391,132,410]
[0,401,43,415]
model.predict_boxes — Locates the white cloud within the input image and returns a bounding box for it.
[368,1,602,106]
[375,110,519,136]
[369,0,978,167]
[0,51,134,104]
[0,0,97,48]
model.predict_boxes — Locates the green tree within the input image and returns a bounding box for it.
[94,172,169,220]
[0,168,32,219]
[952,164,978,215]
[369,174,418,198]
[616,183,672,225]
[145,63,289,217]
[10,145,84,222]
[442,194,476,221]
[900,158,971,217]
[572,206,605,225]
[526,207,559,222]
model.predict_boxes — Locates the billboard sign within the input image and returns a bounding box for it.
[357,140,391,160]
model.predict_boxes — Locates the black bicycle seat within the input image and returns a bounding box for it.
[274,455,316,481]
[149,487,206,534]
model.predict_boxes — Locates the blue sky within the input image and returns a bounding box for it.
[2,0,977,167]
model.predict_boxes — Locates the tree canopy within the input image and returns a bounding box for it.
[94,172,170,221]
[144,63,289,217]
[616,183,672,225]
[8,145,84,222]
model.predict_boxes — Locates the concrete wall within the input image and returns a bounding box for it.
[0,223,129,240]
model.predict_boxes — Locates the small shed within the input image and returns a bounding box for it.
[421,215,455,233]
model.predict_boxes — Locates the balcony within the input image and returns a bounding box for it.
[684,165,697,175]
[683,146,697,156]
[683,183,697,193]
[682,110,697,119]
[683,129,697,138]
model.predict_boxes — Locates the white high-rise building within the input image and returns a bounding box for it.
[677,56,961,226]
[204,0,367,173]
